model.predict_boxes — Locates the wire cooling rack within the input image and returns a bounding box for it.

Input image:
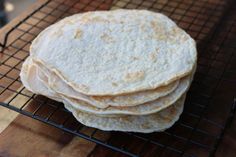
[0,0,236,156]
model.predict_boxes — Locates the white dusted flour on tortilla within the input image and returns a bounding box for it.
[64,95,185,133]
[30,9,197,95]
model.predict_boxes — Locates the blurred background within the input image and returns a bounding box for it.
[0,0,36,27]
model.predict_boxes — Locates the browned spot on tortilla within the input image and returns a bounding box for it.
[52,29,63,37]
[100,33,115,43]
[170,27,180,35]
[131,56,139,60]
[124,71,145,82]
[169,106,177,115]
[141,123,151,129]
[91,96,103,101]
[150,20,157,29]
[76,84,90,92]
[74,29,83,39]
[150,20,166,40]
[140,24,146,31]
[91,95,112,101]
[150,52,157,62]
[182,35,188,41]
[112,82,118,87]
[64,19,75,25]
[92,16,108,22]
[80,13,92,23]
[82,16,108,23]
[159,115,172,122]
[120,116,131,121]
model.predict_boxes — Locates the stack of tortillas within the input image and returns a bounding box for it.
[20,9,197,133]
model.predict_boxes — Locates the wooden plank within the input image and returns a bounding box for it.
[0,106,18,133]
[0,114,98,157]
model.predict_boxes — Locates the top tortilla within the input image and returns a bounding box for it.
[30,9,197,95]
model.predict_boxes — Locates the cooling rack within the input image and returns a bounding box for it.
[0,0,236,156]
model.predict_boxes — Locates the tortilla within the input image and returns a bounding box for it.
[30,9,197,96]
[64,95,185,133]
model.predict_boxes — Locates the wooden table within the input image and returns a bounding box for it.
[0,0,236,156]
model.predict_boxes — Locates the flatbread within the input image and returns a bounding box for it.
[64,95,185,133]
[20,57,193,116]
[20,58,62,102]
[30,9,197,96]
[61,74,191,115]
[33,58,179,108]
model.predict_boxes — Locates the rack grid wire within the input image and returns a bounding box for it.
[0,0,236,157]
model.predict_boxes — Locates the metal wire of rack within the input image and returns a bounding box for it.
[0,0,236,156]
